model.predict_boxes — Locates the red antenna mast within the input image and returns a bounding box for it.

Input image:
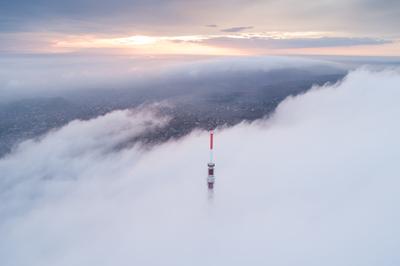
[210,130,213,150]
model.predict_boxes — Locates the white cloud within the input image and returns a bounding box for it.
[1,68,400,266]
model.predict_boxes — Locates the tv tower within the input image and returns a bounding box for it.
[207,130,215,189]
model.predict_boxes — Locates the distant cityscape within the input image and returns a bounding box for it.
[0,70,343,157]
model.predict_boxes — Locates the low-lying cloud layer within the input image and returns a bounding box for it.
[200,36,392,50]
[1,69,400,265]
[0,55,345,102]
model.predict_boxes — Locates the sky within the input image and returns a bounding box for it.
[1,0,400,56]
[1,68,400,265]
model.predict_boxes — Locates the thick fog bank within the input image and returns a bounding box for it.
[1,69,400,266]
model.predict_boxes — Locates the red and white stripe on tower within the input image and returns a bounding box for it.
[210,130,213,150]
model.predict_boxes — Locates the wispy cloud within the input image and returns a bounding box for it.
[1,1,400,55]
[2,0,400,38]
[221,26,254,32]
[0,28,394,55]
